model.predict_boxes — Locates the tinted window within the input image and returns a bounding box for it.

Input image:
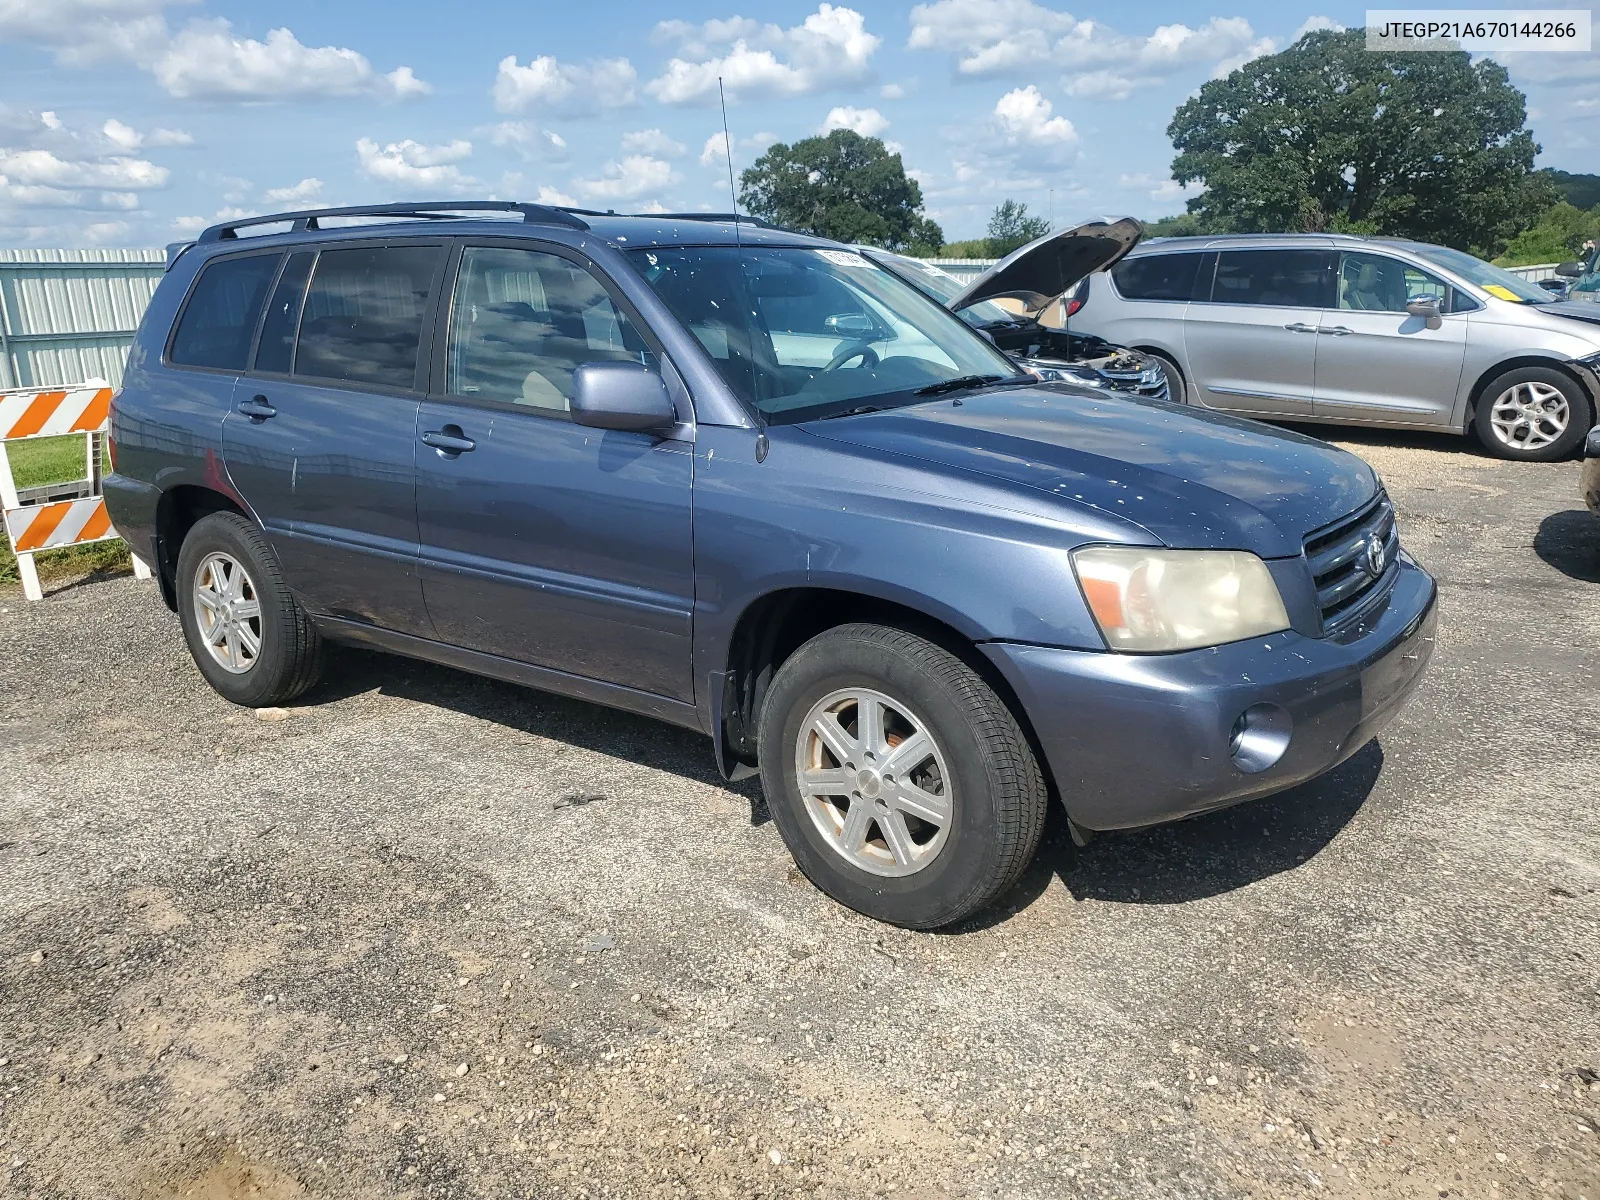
[446,246,656,411]
[1211,250,1332,308]
[294,246,442,389]
[254,251,314,374]
[1337,252,1448,313]
[169,253,278,370]
[1112,253,1204,301]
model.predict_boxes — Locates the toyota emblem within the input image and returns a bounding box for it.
[1363,533,1388,579]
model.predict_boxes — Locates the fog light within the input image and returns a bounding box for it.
[1229,703,1292,774]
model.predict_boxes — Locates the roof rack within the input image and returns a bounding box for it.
[196,201,590,244]
[640,212,782,230]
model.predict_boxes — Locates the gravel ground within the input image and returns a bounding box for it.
[1,428,1597,1200]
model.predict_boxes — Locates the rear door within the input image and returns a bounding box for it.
[413,241,695,703]
[221,241,446,634]
[1182,248,1333,417]
[1312,250,1468,426]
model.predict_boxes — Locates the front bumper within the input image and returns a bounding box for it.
[982,556,1438,831]
[1584,427,1600,515]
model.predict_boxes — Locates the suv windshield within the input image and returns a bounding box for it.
[1405,243,1553,305]
[628,245,1024,423]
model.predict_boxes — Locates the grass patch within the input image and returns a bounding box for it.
[1,434,132,588]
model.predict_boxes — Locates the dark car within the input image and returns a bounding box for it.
[856,220,1169,398]
[106,201,1437,929]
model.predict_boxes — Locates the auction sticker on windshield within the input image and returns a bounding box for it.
[816,250,875,268]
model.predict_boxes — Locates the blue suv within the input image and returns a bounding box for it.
[105,201,1437,928]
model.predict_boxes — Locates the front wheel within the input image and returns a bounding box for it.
[758,624,1048,929]
[1147,350,1188,405]
[176,512,324,707]
[1473,366,1592,461]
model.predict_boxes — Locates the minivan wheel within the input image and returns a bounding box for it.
[176,512,324,707]
[758,623,1047,929]
[1474,366,1592,461]
[1147,350,1187,405]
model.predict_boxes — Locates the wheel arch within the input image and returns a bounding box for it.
[152,484,250,610]
[711,586,1052,799]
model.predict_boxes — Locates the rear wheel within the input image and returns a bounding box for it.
[176,512,324,707]
[758,623,1048,929]
[1474,366,1592,461]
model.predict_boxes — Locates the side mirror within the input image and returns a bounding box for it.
[824,312,877,338]
[1556,261,1583,278]
[1405,295,1443,329]
[569,362,677,434]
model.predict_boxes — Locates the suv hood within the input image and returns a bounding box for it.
[950,217,1143,312]
[804,385,1377,558]
[1535,299,1600,327]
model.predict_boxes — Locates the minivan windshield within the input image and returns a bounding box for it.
[628,245,1026,423]
[1405,243,1553,304]
[875,254,1025,329]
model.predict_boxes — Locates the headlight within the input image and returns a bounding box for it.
[1072,546,1290,652]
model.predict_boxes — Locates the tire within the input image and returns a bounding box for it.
[757,623,1048,929]
[1146,349,1187,405]
[1473,365,1593,461]
[175,512,324,707]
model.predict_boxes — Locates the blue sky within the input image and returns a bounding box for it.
[0,0,1592,246]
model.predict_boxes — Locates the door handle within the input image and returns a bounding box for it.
[1283,322,1318,334]
[421,427,476,455]
[237,395,277,420]
[1320,325,1354,336]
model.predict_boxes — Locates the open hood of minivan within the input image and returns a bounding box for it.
[949,217,1144,312]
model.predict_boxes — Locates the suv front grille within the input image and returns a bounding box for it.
[1303,492,1399,631]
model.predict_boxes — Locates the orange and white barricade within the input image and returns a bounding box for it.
[0,381,151,601]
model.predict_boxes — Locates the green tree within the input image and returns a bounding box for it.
[1168,28,1557,256]
[985,200,1050,257]
[1495,202,1600,266]
[739,129,942,252]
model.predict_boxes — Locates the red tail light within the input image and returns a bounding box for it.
[1064,294,1084,318]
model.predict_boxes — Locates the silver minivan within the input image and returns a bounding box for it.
[1071,233,1600,461]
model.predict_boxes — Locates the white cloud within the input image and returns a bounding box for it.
[172,214,207,234]
[880,82,906,100]
[699,131,730,168]
[355,138,475,192]
[908,0,1264,96]
[574,155,679,202]
[992,86,1077,148]
[820,106,888,137]
[647,4,880,105]
[153,20,430,101]
[1291,16,1343,40]
[536,185,578,207]
[101,118,193,151]
[0,147,168,190]
[620,129,687,158]
[84,219,131,243]
[492,55,637,117]
[39,111,62,131]
[0,0,179,64]
[263,177,323,204]
[492,122,570,162]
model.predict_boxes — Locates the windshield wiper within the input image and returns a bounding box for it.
[914,374,1027,396]
[818,404,890,420]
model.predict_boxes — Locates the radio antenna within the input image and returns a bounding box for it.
[718,76,741,249]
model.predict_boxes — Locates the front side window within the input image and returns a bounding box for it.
[628,245,1023,424]
[1112,253,1205,302]
[446,246,656,411]
[169,253,279,370]
[1211,250,1332,308]
[1337,252,1448,313]
[294,245,443,389]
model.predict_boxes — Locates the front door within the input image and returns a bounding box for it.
[221,242,446,634]
[1182,248,1333,418]
[414,242,695,703]
[1312,251,1468,426]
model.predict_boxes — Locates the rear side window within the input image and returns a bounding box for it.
[254,250,315,375]
[1211,250,1333,308]
[294,245,443,390]
[168,253,279,370]
[1111,253,1204,301]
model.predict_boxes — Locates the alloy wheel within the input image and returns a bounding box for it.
[793,687,953,878]
[1489,381,1569,452]
[193,552,262,674]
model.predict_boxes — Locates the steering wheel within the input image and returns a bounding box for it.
[823,341,879,372]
